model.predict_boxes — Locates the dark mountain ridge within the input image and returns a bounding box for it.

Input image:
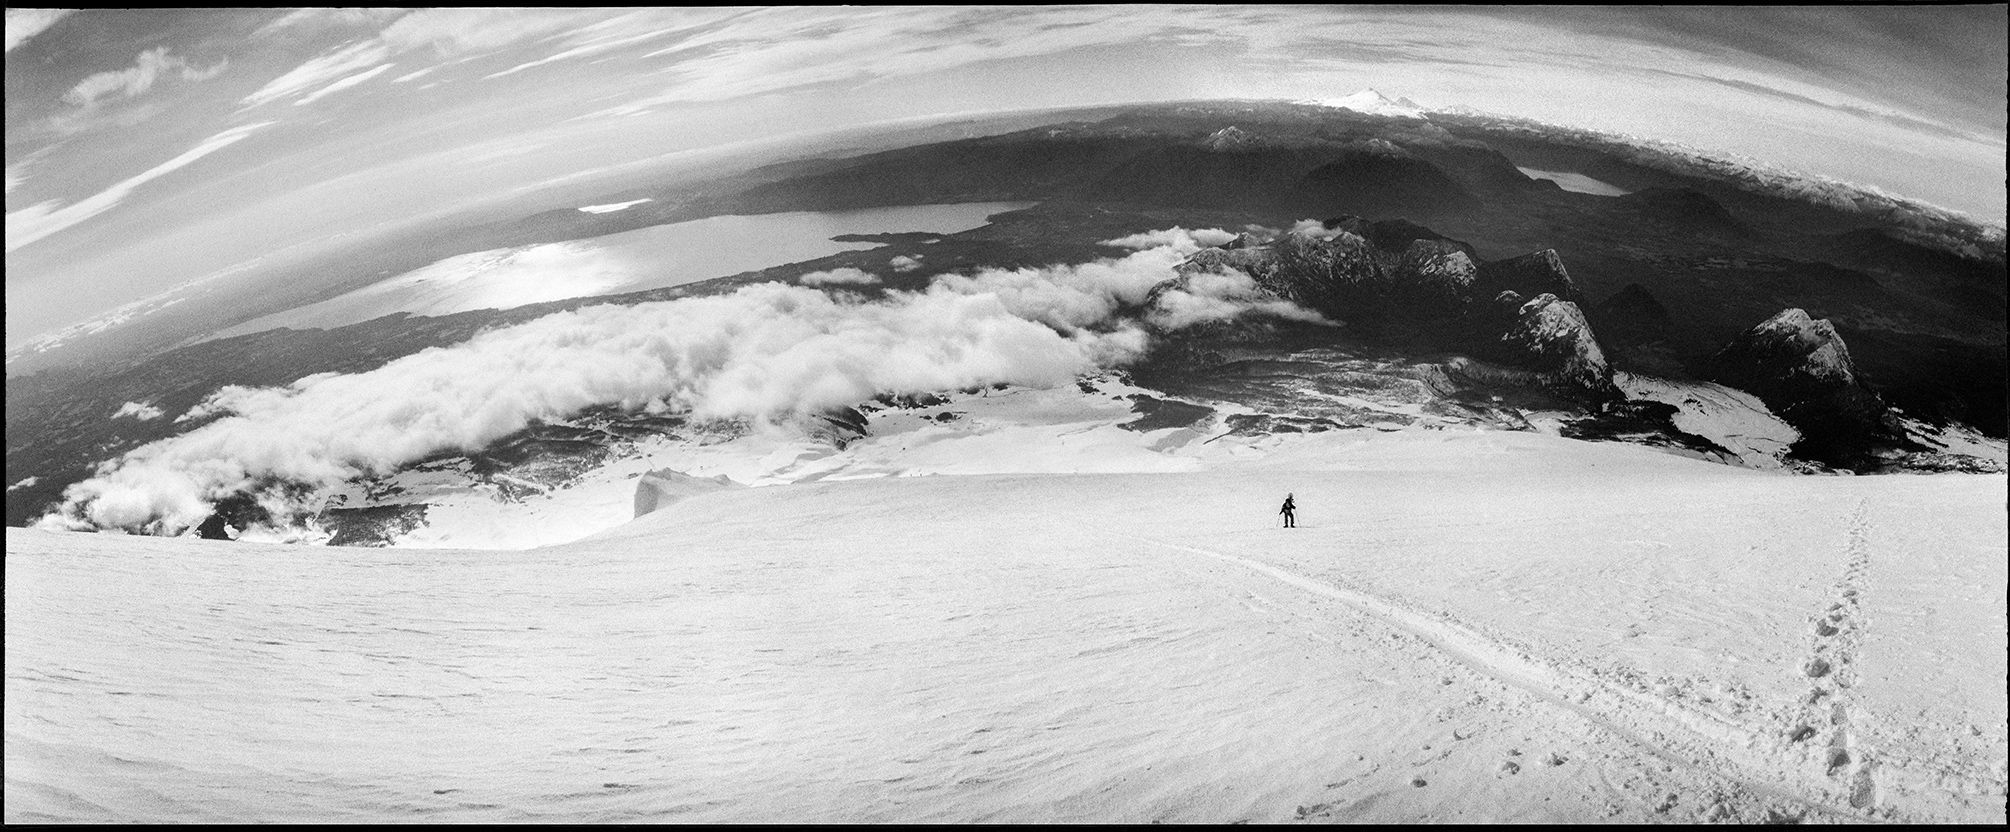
[9,99,2005,528]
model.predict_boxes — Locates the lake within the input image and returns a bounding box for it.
[1515,166,1629,197]
[210,202,1032,339]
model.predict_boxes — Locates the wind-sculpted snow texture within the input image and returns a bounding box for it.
[38,232,1321,535]
[7,430,2003,823]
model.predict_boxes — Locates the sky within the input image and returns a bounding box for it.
[6,5,2007,344]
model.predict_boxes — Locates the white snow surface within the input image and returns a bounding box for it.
[296,380,1217,550]
[1615,372,1799,469]
[1894,414,2010,461]
[7,424,2006,823]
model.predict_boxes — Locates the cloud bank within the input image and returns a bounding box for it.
[798,267,881,286]
[1097,226,1239,252]
[113,401,165,421]
[45,231,1319,534]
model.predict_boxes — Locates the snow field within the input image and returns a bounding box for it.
[7,428,2003,823]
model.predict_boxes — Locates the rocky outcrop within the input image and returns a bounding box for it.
[1201,125,1263,151]
[1878,451,2007,475]
[1220,231,1263,250]
[633,469,740,519]
[1709,308,1885,465]
[805,406,871,449]
[1266,227,1390,311]
[321,503,429,547]
[195,512,234,540]
[1496,293,1616,395]
[1474,248,1577,303]
[1167,219,1619,400]
[1179,218,1573,326]
[193,491,280,540]
[1395,241,1480,307]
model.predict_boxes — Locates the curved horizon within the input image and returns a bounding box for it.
[6,6,2005,342]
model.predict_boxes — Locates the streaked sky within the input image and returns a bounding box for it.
[6,6,2006,343]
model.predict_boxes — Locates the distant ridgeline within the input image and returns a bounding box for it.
[7,99,2004,537]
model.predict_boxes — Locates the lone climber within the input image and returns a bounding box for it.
[1279,493,1296,528]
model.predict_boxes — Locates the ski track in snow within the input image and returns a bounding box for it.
[1093,496,1948,824]
[7,431,2003,824]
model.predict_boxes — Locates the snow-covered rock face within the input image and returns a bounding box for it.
[1716,308,1859,388]
[1270,228,1388,304]
[1397,243,1478,304]
[1736,309,1857,383]
[1169,221,1614,391]
[1499,294,1612,393]
[1710,308,1884,465]
[1159,221,1622,406]
[1201,125,1263,151]
[1229,222,1577,319]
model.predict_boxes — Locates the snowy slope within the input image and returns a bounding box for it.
[275,367,1663,550]
[7,429,2004,823]
[1614,371,1799,468]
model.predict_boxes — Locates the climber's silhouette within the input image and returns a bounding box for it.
[1279,493,1296,528]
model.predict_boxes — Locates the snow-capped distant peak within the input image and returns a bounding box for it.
[1300,89,1428,119]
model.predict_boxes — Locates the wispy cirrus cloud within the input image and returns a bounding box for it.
[251,7,408,40]
[63,47,228,108]
[7,6,2006,345]
[1641,68,2002,148]
[242,9,652,106]
[5,147,55,196]
[5,121,274,253]
[483,22,694,80]
[601,6,1197,114]
[375,8,606,58]
[292,62,396,107]
[240,40,390,108]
